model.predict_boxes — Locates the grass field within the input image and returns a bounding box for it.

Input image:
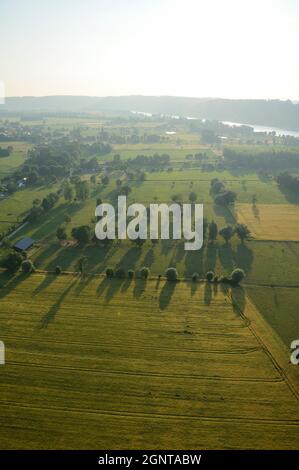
[247,285,299,347]
[236,204,299,240]
[0,273,298,449]
[0,141,31,179]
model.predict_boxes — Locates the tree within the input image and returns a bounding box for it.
[208,221,218,242]
[28,171,39,185]
[55,266,62,274]
[192,272,199,282]
[211,179,225,194]
[1,252,23,272]
[118,185,131,196]
[140,267,150,279]
[231,268,245,285]
[90,175,97,184]
[75,180,90,201]
[206,271,214,282]
[106,267,114,278]
[189,191,197,203]
[28,205,44,223]
[165,267,178,282]
[128,269,134,279]
[219,226,234,244]
[235,224,251,243]
[101,175,109,185]
[21,259,35,273]
[56,226,67,241]
[64,184,74,201]
[214,190,236,206]
[71,225,91,244]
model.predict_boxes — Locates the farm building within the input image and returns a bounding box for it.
[13,237,34,252]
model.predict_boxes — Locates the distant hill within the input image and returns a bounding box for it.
[1,95,299,131]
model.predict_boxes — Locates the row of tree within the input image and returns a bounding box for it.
[210,178,237,206]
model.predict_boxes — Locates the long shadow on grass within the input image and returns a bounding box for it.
[204,282,212,305]
[105,278,126,302]
[39,278,77,329]
[133,278,147,299]
[233,243,253,276]
[231,286,246,316]
[213,204,236,224]
[0,271,29,299]
[159,280,176,310]
[218,243,234,273]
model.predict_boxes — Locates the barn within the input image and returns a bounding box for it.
[13,237,34,252]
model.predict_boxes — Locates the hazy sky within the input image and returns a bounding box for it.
[0,0,299,99]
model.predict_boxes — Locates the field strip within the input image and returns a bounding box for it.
[231,290,299,401]
[6,360,283,383]
[1,400,299,427]
[1,336,260,355]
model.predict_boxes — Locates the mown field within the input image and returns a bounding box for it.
[236,203,299,240]
[0,273,298,449]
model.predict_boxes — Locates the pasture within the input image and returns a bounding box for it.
[0,273,298,449]
[0,141,31,179]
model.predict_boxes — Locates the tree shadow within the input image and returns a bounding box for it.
[141,247,155,268]
[204,282,212,305]
[159,280,176,310]
[233,243,253,276]
[39,278,77,329]
[213,204,236,224]
[218,243,234,273]
[205,243,217,273]
[0,271,28,299]
[133,278,147,299]
[277,186,299,204]
[251,203,260,221]
[96,276,110,296]
[105,278,126,302]
[190,279,198,296]
[231,285,246,316]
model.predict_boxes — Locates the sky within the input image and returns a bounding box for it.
[0,0,299,100]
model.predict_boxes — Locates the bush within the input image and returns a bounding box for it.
[206,271,214,282]
[55,265,62,274]
[165,267,178,282]
[191,272,199,282]
[231,268,245,285]
[128,270,134,279]
[115,267,126,279]
[140,266,150,279]
[21,259,35,273]
[1,252,23,272]
[106,267,114,278]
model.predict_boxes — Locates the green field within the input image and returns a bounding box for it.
[0,273,298,449]
[0,141,32,179]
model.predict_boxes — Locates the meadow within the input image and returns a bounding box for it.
[0,273,298,449]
